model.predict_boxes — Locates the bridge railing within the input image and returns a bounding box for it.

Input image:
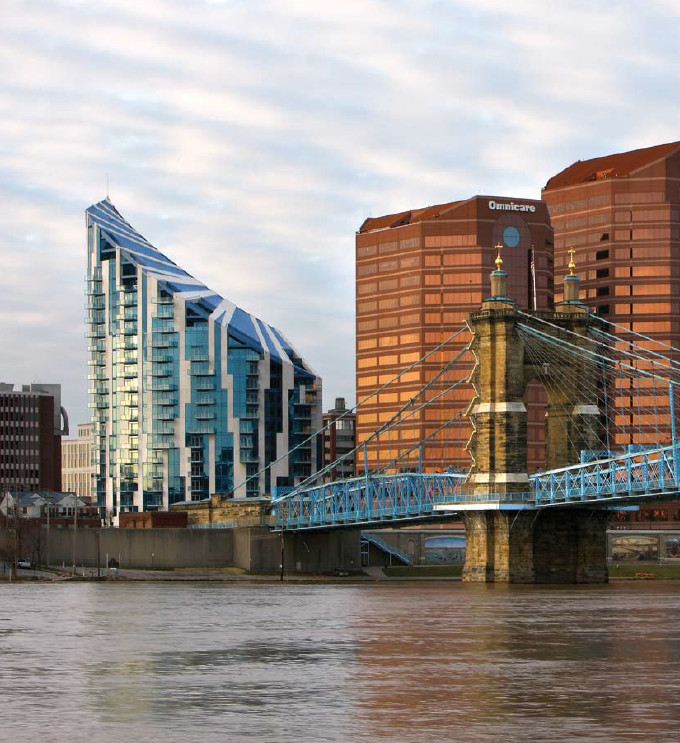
[530,444,680,505]
[273,472,466,530]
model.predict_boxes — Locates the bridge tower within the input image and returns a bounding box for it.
[462,247,610,583]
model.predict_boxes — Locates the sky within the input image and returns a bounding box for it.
[1,0,679,430]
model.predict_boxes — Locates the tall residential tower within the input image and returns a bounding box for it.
[86,199,321,520]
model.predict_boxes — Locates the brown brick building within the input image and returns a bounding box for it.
[322,397,356,481]
[0,383,69,492]
[543,141,680,526]
[356,195,554,474]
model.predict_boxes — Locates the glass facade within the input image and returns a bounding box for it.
[86,199,322,521]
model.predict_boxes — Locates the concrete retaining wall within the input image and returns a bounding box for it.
[0,526,362,574]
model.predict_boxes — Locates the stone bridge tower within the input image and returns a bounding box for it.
[461,248,610,583]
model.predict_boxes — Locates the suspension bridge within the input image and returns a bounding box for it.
[270,257,680,582]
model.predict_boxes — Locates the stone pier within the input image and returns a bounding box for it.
[457,252,609,583]
[462,508,610,584]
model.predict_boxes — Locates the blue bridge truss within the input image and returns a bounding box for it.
[272,443,680,531]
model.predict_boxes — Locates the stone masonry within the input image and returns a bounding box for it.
[461,263,609,583]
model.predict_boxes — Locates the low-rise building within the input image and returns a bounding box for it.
[0,491,100,527]
[322,397,356,480]
[61,423,95,498]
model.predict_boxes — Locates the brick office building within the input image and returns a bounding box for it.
[0,383,69,492]
[322,397,356,481]
[543,141,680,526]
[356,195,554,474]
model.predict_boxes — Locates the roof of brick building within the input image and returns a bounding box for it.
[544,141,680,190]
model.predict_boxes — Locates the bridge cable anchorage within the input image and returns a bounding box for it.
[518,322,671,463]
[272,339,474,506]
[595,315,680,371]
[517,321,677,409]
[518,324,621,463]
[517,315,680,507]
[268,323,472,505]
[530,322,679,448]
[519,310,680,384]
[235,323,470,499]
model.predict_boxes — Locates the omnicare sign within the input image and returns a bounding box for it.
[488,200,536,213]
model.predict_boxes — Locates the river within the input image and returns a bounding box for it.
[1,581,680,742]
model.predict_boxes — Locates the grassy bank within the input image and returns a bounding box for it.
[383,564,680,580]
[608,563,680,579]
[383,565,463,578]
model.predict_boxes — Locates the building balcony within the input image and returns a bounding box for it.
[88,384,109,395]
[153,394,177,406]
[243,406,259,420]
[151,352,173,364]
[194,394,215,405]
[88,338,106,353]
[115,338,138,351]
[122,322,138,335]
[186,422,216,435]
[245,380,259,390]
[151,337,176,348]
[119,365,138,379]
[190,361,212,376]
[148,440,173,450]
[155,306,174,319]
[246,392,259,405]
[151,381,177,392]
[195,381,215,391]
[85,326,106,339]
[86,296,106,310]
[117,307,137,321]
[121,292,138,307]
[153,422,174,435]
[239,451,259,464]
[195,410,216,420]
[152,319,175,333]
[150,365,172,378]
[155,294,174,305]
[188,348,210,362]
[87,354,106,367]
[153,409,176,421]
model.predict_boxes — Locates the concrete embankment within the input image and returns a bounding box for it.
[0,525,362,575]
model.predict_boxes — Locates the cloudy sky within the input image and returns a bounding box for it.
[1,0,679,429]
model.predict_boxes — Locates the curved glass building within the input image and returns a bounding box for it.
[86,199,321,520]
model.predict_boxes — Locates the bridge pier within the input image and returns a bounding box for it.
[462,508,609,584]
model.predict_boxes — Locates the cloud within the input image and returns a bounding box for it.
[1,0,679,429]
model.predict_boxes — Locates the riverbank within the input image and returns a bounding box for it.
[4,562,680,582]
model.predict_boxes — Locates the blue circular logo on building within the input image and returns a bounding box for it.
[502,225,520,247]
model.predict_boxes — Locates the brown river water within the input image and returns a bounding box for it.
[1,581,680,742]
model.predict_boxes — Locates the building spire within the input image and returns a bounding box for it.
[495,242,504,271]
[568,248,576,276]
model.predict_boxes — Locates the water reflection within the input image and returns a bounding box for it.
[1,582,680,742]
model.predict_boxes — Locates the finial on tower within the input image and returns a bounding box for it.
[495,242,504,271]
[568,248,576,276]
